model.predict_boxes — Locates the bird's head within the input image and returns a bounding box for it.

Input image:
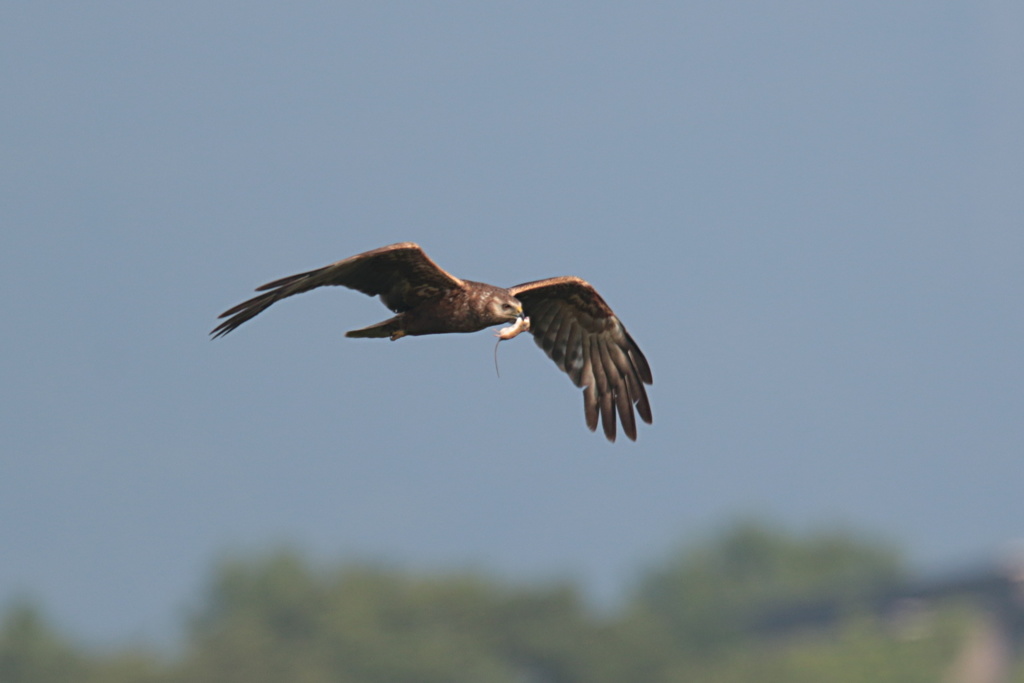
[487,293,525,325]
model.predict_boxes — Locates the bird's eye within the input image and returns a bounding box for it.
[502,303,514,311]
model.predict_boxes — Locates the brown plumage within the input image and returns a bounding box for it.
[212,242,652,442]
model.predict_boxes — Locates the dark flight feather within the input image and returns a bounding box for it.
[509,276,653,442]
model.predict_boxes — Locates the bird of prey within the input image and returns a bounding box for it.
[212,242,652,442]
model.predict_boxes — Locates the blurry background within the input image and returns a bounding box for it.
[1,1,1021,670]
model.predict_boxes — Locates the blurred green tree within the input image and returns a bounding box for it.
[177,550,642,682]
[632,520,905,652]
[3,522,1011,682]
[0,603,86,683]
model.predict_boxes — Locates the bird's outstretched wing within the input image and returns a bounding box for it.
[509,276,653,442]
[211,242,464,338]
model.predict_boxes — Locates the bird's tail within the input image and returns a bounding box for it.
[345,316,404,340]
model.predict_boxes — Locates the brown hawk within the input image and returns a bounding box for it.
[212,243,652,442]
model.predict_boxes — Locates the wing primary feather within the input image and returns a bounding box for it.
[604,342,636,440]
[604,341,647,428]
[589,335,616,442]
[624,330,653,384]
[580,357,599,433]
[583,384,599,432]
[624,340,653,424]
[606,341,636,386]
[636,387,653,424]
[254,269,318,292]
[210,290,283,338]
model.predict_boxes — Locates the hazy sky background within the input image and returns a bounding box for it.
[2,3,1022,646]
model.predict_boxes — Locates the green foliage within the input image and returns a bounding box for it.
[632,520,905,652]
[0,602,167,683]
[0,604,85,683]
[176,551,641,683]
[1,522,1014,682]
[660,607,973,683]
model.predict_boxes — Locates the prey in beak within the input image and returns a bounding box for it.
[496,313,530,340]
[493,313,530,378]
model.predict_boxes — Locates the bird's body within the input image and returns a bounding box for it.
[212,242,652,442]
[346,281,520,339]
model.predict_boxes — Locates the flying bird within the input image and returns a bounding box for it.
[212,242,652,441]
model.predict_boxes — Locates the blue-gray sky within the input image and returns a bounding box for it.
[2,2,1022,645]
